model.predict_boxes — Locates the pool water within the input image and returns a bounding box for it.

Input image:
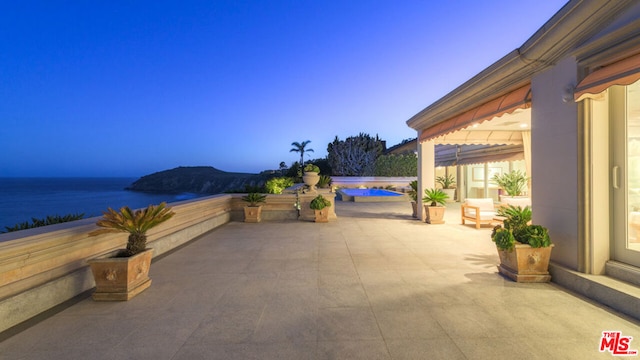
[337,188,408,202]
[340,189,403,197]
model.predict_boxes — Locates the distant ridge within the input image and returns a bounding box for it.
[126,166,268,194]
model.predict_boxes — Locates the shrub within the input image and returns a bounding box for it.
[374,153,417,176]
[3,213,85,233]
[265,177,294,194]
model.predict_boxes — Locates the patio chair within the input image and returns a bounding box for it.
[461,198,497,229]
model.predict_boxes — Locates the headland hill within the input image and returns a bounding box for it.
[126,166,275,195]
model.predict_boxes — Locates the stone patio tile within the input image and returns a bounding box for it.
[386,339,467,360]
[316,306,382,341]
[184,307,264,345]
[3,202,640,359]
[316,340,390,360]
[173,341,317,360]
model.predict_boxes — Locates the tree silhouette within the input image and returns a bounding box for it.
[290,140,314,166]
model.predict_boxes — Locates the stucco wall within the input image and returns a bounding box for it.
[531,56,580,270]
[0,195,233,333]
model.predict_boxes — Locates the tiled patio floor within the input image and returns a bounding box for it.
[1,201,640,359]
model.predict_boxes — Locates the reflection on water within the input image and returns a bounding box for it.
[0,177,202,230]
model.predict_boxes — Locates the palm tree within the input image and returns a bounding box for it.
[290,140,314,166]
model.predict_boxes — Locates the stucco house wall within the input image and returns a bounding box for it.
[531,56,580,270]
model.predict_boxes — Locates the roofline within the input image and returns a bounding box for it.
[407,0,637,131]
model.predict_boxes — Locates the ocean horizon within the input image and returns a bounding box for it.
[0,177,203,232]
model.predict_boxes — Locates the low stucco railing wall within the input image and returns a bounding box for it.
[0,194,233,333]
[228,191,337,222]
[0,191,337,334]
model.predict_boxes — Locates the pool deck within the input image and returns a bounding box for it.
[1,201,640,359]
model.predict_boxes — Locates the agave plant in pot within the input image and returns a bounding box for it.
[491,205,554,282]
[309,194,332,223]
[491,170,529,199]
[435,174,456,202]
[242,192,267,223]
[422,188,449,224]
[87,202,175,300]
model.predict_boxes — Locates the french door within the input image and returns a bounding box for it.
[611,81,640,266]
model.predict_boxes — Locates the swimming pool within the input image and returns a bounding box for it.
[337,188,408,202]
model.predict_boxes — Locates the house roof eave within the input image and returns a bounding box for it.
[407,0,638,132]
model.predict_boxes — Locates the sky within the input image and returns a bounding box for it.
[0,0,569,177]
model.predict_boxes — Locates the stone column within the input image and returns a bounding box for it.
[417,140,435,221]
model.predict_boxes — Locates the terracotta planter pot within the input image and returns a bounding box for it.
[424,205,445,224]
[244,205,263,223]
[411,202,417,218]
[497,244,554,282]
[88,248,153,301]
[314,209,329,223]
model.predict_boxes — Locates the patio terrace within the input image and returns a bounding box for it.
[1,201,640,359]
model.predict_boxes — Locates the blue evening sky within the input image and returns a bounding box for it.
[0,1,567,177]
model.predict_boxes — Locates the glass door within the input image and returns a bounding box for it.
[612,81,640,266]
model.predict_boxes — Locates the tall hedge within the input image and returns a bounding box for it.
[374,153,417,177]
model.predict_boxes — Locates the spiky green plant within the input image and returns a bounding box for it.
[407,180,418,202]
[491,170,529,196]
[89,202,175,257]
[497,205,532,239]
[241,192,267,207]
[317,175,332,188]
[422,188,449,206]
[435,174,456,189]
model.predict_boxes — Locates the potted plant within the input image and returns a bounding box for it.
[241,192,267,223]
[302,164,320,191]
[422,188,449,224]
[491,205,553,282]
[436,174,456,202]
[309,194,332,222]
[87,202,175,300]
[408,180,418,218]
[491,170,529,198]
[317,174,332,189]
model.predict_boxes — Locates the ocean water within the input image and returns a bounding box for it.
[0,177,202,231]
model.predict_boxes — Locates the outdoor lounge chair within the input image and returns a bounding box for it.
[461,198,497,229]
